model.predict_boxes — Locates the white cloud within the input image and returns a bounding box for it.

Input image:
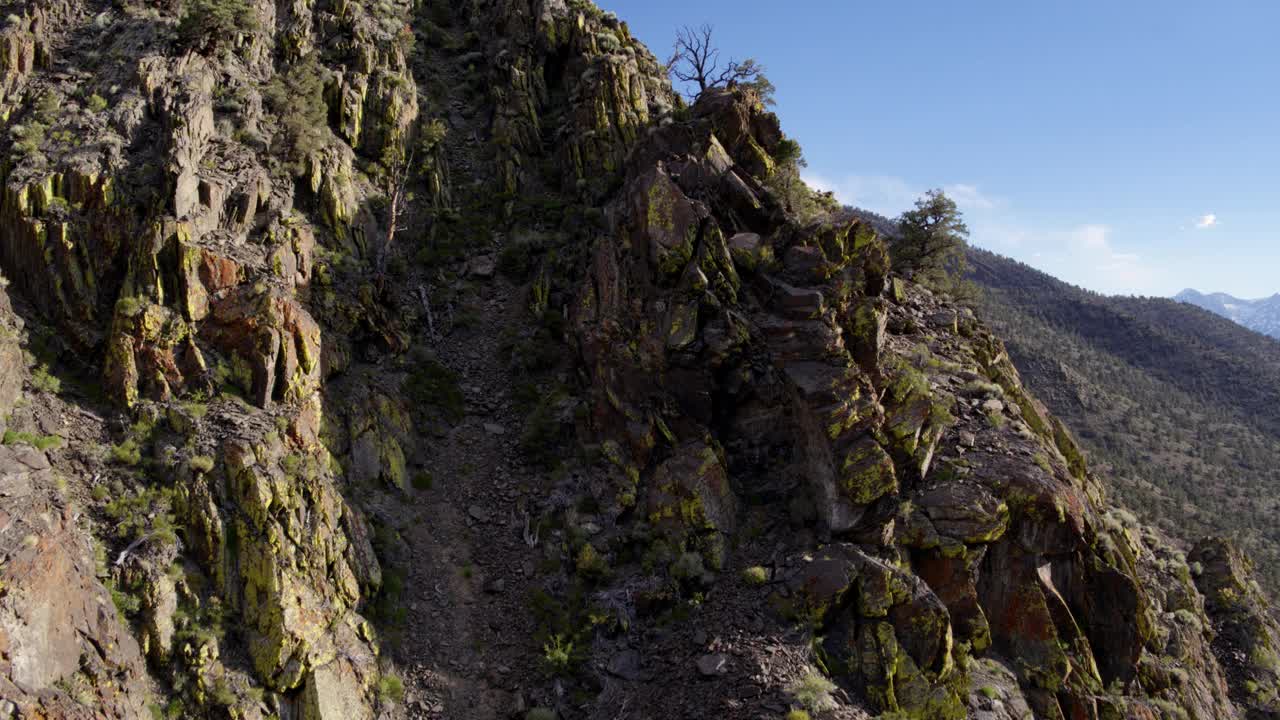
[943,183,996,211]
[801,173,918,217]
[1195,213,1217,229]
[801,174,998,218]
[1071,224,1112,251]
[1053,224,1156,294]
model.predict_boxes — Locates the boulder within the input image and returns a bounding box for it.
[647,440,738,538]
[780,545,963,716]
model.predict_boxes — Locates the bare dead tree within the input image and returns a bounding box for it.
[375,148,414,294]
[668,24,765,97]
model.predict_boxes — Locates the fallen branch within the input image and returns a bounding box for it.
[113,532,152,567]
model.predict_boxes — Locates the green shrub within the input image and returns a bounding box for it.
[417,118,448,175]
[178,0,259,52]
[103,486,178,544]
[29,364,61,393]
[86,94,108,113]
[11,120,47,158]
[106,578,141,616]
[519,398,563,469]
[210,678,236,706]
[412,471,433,490]
[785,711,810,720]
[263,55,330,174]
[110,438,142,465]
[376,673,404,704]
[788,670,836,713]
[575,543,608,580]
[542,634,577,676]
[741,566,768,585]
[189,455,215,473]
[2,430,61,450]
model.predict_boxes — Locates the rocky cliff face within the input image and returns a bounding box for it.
[0,1,1275,718]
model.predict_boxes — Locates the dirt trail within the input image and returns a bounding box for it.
[372,271,546,720]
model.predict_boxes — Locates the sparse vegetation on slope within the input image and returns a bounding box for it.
[971,246,1280,590]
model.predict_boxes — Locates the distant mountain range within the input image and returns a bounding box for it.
[1176,288,1280,339]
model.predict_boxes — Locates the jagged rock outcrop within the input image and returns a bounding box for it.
[566,81,1257,719]
[0,0,431,713]
[0,0,1276,718]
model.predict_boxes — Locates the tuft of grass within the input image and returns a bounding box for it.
[785,712,811,720]
[110,438,142,465]
[2,430,62,450]
[788,670,837,713]
[575,543,609,580]
[741,566,769,585]
[210,678,236,706]
[376,673,404,704]
[979,685,999,700]
[29,364,61,394]
[542,634,577,676]
[526,710,557,720]
[189,455,215,473]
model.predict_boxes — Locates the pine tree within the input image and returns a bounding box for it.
[893,189,970,290]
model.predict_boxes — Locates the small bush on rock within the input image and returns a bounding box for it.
[2,430,61,450]
[263,55,331,175]
[788,670,837,713]
[110,438,142,465]
[178,0,259,52]
[376,674,404,704]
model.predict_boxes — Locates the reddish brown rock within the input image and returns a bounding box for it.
[0,446,149,717]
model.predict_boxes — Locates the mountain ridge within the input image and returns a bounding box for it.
[1175,287,1280,339]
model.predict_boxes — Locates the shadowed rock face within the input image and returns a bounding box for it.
[1191,537,1280,719]
[0,444,149,718]
[0,0,1276,718]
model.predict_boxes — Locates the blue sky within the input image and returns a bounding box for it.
[598,1,1280,297]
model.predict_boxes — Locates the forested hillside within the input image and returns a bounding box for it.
[971,247,1280,589]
